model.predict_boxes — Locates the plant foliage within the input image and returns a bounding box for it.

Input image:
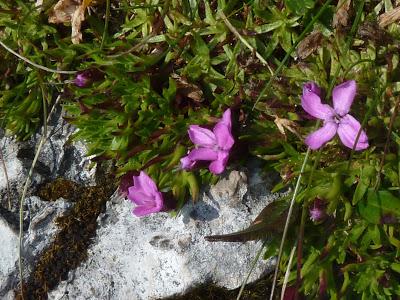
[2,0,400,298]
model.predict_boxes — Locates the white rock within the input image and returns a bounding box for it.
[49,170,277,300]
[0,109,95,210]
[0,196,72,297]
[0,216,18,290]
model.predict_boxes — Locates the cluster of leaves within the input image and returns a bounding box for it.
[3,0,400,298]
[256,1,400,299]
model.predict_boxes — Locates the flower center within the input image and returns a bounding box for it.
[333,114,342,124]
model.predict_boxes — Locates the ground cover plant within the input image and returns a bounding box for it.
[2,0,400,298]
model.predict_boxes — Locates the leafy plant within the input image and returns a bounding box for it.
[3,0,400,299]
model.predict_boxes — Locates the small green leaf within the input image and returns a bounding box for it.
[358,189,400,224]
[391,263,400,274]
[284,0,315,15]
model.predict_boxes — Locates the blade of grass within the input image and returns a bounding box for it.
[280,243,297,300]
[269,148,311,300]
[236,239,269,300]
[218,10,274,76]
[100,0,110,50]
[18,90,61,297]
[0,145,12,210]
[0,41,76,74]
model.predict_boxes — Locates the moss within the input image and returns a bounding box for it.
[16,175,116,300]
[36,178,82,202]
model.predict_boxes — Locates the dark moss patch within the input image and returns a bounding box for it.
[162,274,273,300]
[16,175,116,300]
[36,177,82,202]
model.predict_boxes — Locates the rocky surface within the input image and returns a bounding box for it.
[49,169,278,300]
[0,107,279,299]
[0,215,18,291]
[0,196,71,298]
[0,106,95,210]
[0,107,94,297]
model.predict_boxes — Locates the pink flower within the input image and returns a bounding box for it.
[309,198,327,222]
[180,109,234,175]
[127,171,164,217]
[302,80,369,150]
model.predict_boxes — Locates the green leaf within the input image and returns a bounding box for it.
[353,165,375,205]
[391,263,400,274]
[358,189,400,224]
[284,0,315,15]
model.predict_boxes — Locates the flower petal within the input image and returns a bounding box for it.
[301,88,334,120]
[127,188,155,205]
[209,151,229,175]
[220,108,232,127]
[337,114,369,150]
[332,80,356,116]
[131,191,163,217]
[188,125,216,147]
[303,82,321,97]
[188,148,218,161]
[180,155,196,170]
[133,171,158,195]
[213,123,234,151]
[305,121,338,150]
[133,205,162,217]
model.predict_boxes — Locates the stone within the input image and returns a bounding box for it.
[0,107,95,211]
[0,196,71,298]
[49,168,277,300]
[23,196,72,260]
[0,216,19,291]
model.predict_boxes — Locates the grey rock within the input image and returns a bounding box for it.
[49,169,277,300]
[0,196,71,297]
[0,107,95,211]
[0,107,94,295]
[0,215,19,290]
[23,196,72,259]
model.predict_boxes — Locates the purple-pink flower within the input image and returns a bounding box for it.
[180,109,234,175]
[302,80,369,150]
[127,171,164,217]
[309,198,327,222]
[74,72,91,87]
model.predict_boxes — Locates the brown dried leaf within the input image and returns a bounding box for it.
[332,0,351,28]
[379,6,400,28]
[48,0,93,44]
[172,74,204,102]
[296,30,323,60]
[358,21,392,45]
[274,115,300,139]
[205,199,293,242]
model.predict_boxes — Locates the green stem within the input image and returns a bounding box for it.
[18,84,61,297]
[269,148,311,300]
[100,0,111,50]
[236,239,269,300]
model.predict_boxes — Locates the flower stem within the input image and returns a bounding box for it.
[269,148,311,300]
